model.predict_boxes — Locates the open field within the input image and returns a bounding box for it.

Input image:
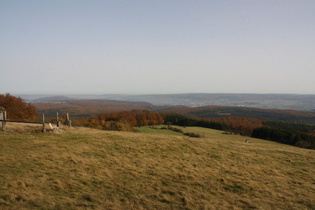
[1,124,315,209]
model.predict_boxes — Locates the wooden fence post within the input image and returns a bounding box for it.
[1,111,6,131]
[0,112,2,132]
[56,112,60,128]
[66,113,71,127]
[42,114,46,133]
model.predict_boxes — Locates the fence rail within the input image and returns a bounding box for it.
[0,120,43,124]
[1,111,71,132]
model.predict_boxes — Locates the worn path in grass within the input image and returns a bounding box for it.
[0,126,314,209]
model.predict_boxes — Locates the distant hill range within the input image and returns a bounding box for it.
[22,93,315,112]
[32,99,154,118]
[17,93,314,125]
[31,96,74,102]
[101,93,315,111]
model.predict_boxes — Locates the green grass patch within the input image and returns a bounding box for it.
[134,126,184,136]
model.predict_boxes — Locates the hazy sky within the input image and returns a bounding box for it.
[1,0,315,95]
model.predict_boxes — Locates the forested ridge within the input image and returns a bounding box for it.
[161,106,315,125]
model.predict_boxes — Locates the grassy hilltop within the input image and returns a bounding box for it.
[0,124,315,209]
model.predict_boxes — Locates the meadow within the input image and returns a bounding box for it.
[0,123,314,209]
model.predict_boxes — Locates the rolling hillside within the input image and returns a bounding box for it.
[1,124,314,209]
[32,98,315,125]
[34,99,154,118]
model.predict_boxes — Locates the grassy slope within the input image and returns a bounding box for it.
[0,125,315,209]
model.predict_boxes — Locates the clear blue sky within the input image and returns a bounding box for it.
[1,0,314,95]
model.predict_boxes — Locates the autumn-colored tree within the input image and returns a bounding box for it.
[0,93,38,120]
[77,110,164,131]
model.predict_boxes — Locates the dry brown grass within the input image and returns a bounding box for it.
[0,126,314,209]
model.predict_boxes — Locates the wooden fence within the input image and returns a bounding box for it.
[0,111,71,132]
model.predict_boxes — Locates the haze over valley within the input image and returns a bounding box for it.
[20,93,315,112]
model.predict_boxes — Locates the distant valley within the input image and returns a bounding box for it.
[21,93,315,112]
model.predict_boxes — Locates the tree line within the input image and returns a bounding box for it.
[0,93,38,120]
[252,126,315,149]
